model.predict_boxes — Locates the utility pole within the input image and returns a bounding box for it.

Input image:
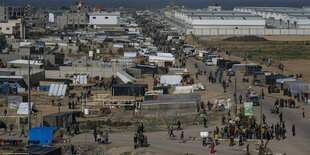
[259,94,263,154]
[28,53,31,130]
[58,98,61,127]
[234,75,237,115]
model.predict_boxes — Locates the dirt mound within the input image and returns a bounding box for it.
[223,36,268,41]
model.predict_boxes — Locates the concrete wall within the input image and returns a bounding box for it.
[187,28,310,36]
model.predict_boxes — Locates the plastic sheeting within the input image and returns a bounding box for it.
[284,81,309,94]
[116,70,135,83]
[160,75,182,85]
[73,75,87,84]
[48,84,67,98]
[17,102,33,115]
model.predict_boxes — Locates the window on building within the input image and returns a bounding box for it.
[6,27,10,30]
[235,27,238,29]
[81,20,84,22]
[105,17,108,19]
[92,17,96,19]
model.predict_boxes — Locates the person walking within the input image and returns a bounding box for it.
[214,133,219,145]
[4,109,7,116]
[292,124,296,136]
[262,114,266,124]
[302,108,305,118]
[180,131,185,143]
[279,112,283,122]
[203,117,207,128]
[19,125,26,138]
[239,95,242,104]
[177,120,181,130]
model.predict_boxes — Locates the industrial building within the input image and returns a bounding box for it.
[233,7,310,29]
[166,8,310,36]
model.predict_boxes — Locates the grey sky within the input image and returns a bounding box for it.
[2,0,310,9]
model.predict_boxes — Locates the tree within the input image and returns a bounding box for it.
[117,48,124,55]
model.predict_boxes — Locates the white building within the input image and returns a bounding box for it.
[88,12,120,26]
[234,7,310,29]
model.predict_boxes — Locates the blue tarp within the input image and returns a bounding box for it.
[29,127,58,146]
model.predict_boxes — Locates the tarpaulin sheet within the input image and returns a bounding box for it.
[160,75,182,85]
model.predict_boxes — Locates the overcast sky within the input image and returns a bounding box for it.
[2,0,310,9]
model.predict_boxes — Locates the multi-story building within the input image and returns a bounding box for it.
[57,12,88,29]
[0,19,25,39]
[0,5,37,21]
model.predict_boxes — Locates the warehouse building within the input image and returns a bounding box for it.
[166,8,310,36]
[167,10,266,36]
[234,7,310,29]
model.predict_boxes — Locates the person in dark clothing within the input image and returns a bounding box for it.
[19,125,26,138]
[203,117,207,128]
[4,109,7,116]
[279,112,283,122]
[170,127,174,137]
[302,108,305,118]
[292,124,296,136]
[239,95,242,104]
[221,115,226,125]
[177,120,181,130]
[68,102,72,109]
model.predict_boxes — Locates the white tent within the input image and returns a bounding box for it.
[116,70,135,83]
[17,102,33,115]
[48,84,67,98]
[160,75,182,85]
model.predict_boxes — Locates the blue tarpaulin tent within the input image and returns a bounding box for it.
[29,127,59,146]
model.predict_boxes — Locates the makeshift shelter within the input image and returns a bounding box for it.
[112,84,148,96]
[17,102,34,115]
[0,76,27,93]
[168,68,186,75]
[265,74,287,85]
[73,75,88,84]
[124,52,137,58]
[43,112,77,128]
[283,80,309,96]
[174,85,194,94]
[116,70,135,83]
[160,75,182,85]
[48,84,67,98]
[16,146,61,155]
[231,64,262,73]
[39,78,70,91]
[136,64,157,74]
[126,67,142,78]
[141,93,201,116]
[28,127,60,146]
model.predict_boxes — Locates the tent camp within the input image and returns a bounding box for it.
[160,75,182,85]
[73,75,88,84]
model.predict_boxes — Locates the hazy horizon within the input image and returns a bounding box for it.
[2,0,310,9]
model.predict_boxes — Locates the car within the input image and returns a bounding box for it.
[249,95,260,106]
